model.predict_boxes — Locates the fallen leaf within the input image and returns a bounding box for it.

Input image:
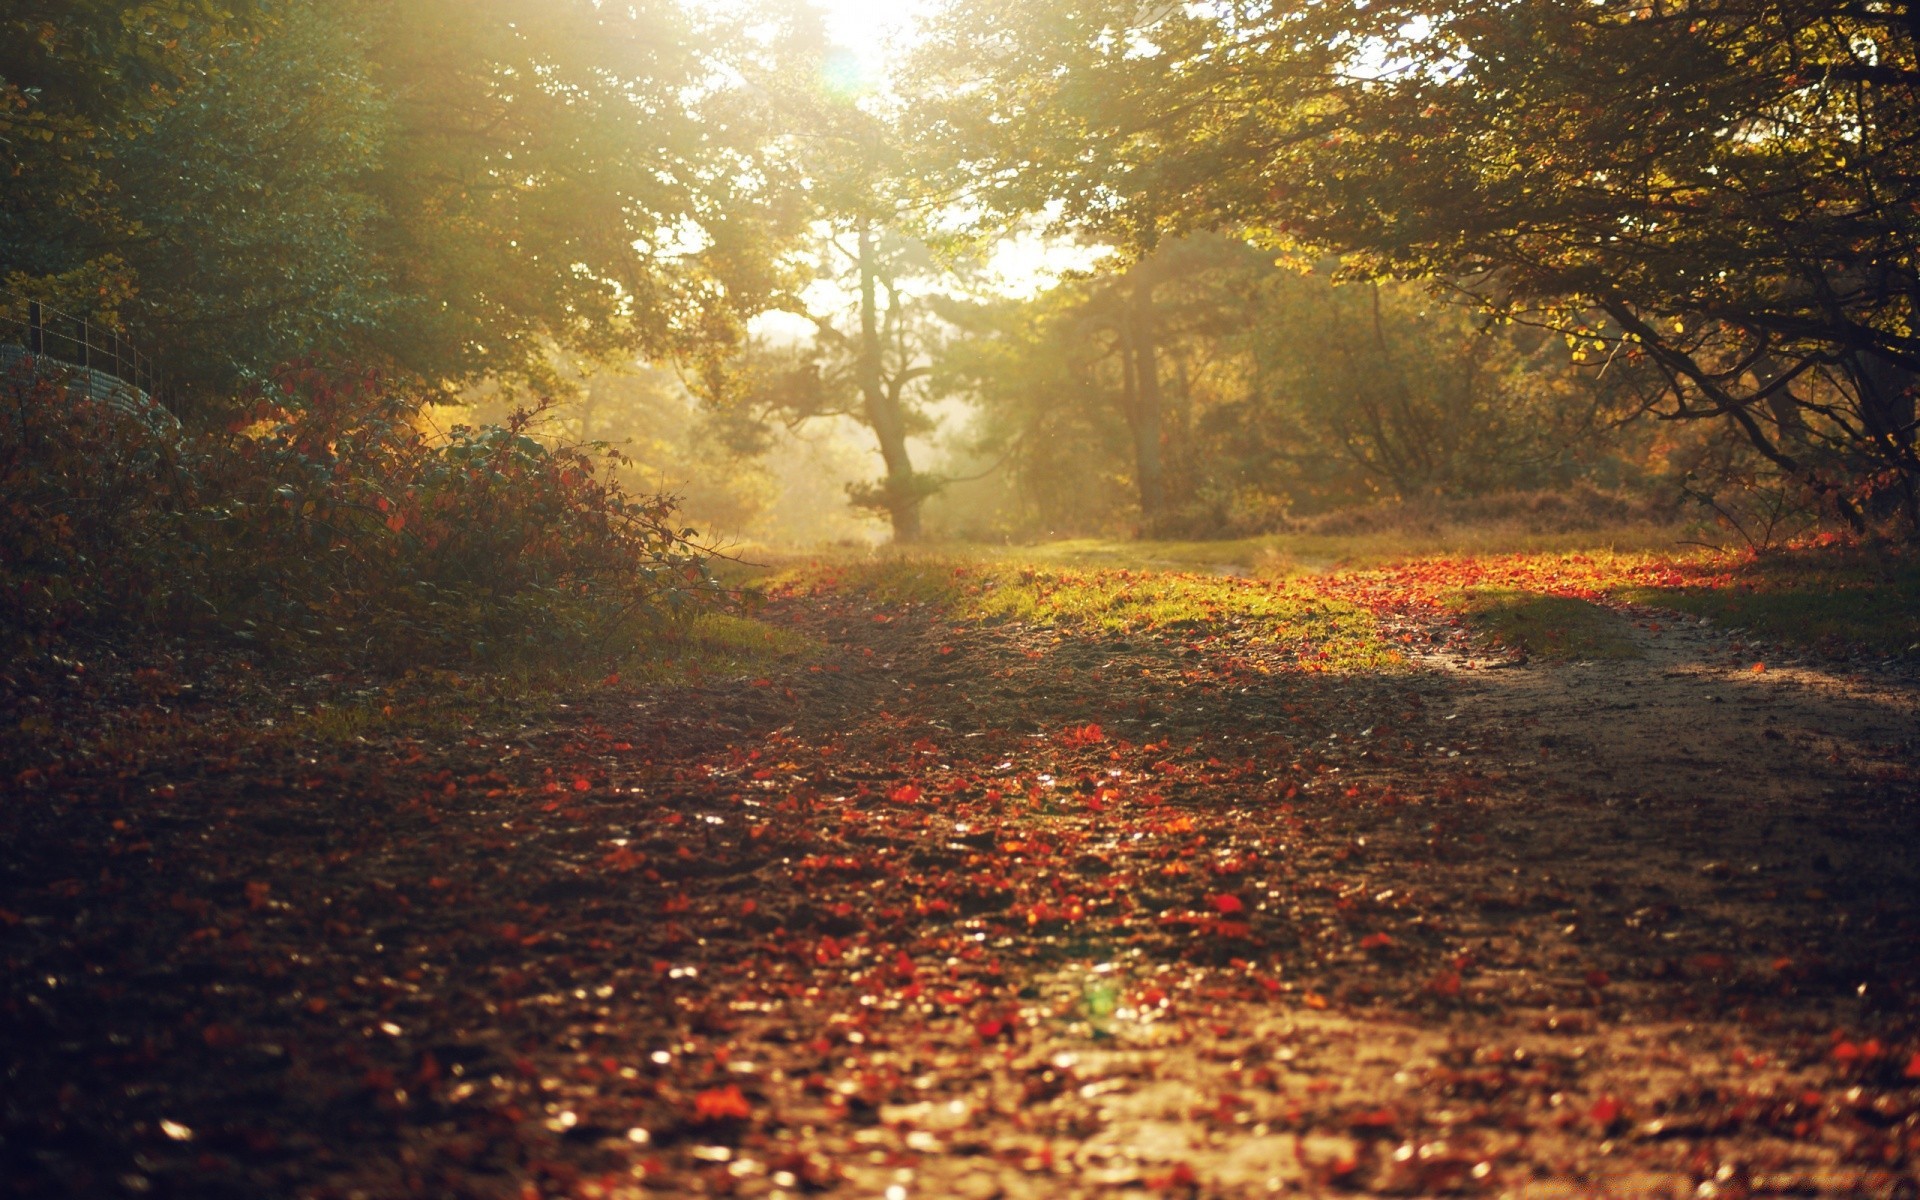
[692,1085,751,1122]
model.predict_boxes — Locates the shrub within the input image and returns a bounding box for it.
[0,364,720,669]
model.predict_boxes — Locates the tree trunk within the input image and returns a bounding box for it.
[857,217,921,542]
[1853,351,1919,530]
[1123,269,1167,531]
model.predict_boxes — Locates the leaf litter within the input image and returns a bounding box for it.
[2,562,1919,1198]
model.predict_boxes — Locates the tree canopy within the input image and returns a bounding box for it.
[914,0,1920,526]
[2,0,807,408]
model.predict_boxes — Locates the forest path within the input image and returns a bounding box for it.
[3,579,1918,1198]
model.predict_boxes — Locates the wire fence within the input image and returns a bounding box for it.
[0,291,163,401]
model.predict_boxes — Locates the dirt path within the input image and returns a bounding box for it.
[3,583,1918,1198]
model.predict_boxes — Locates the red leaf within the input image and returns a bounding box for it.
[1209,893,1245,915]
[692,1085,751,1122]
[1346,1106,1398,1130]
[889,783,922,803]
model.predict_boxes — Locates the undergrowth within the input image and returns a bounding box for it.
[0,365,727,677]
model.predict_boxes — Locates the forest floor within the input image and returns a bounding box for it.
[3,545,1919,1199]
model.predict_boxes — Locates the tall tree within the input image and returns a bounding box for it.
[704,20,956,543]
[348,0,799,389]
[714,221,951,542]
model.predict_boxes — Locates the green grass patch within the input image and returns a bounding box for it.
[1455,589,1643,661]
[1010,523,1690,575]
[1614,549,1920,657]
[779,556,1403,672]
[761,536,1919,664]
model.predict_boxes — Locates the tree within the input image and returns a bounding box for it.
[0,1,266,312]
[715,222,951,542]
[703,21,958,544]
[4,0,807,410]
[346,0,800,391]
[936,235,1652,536]
[915,0,1920,531]
[101,2,395,398]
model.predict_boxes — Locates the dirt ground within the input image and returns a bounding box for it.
[3,577,1918,1198]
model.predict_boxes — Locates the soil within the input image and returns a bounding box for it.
[2,581,1918,1198]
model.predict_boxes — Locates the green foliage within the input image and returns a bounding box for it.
[105,2,396,397]
[0,1,265,311]
[347,0,800,390]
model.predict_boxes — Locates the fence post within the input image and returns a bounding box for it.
[80,317,90,371]
[28,302,43,355]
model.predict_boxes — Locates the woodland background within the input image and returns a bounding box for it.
[4,0,1916,669]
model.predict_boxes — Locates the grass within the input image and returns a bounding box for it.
[1009,522,1693,575]
[1614,548,1920,657]
[775,556,1405,672]
[1455,589,1643,661]
[761,532,1920,664]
